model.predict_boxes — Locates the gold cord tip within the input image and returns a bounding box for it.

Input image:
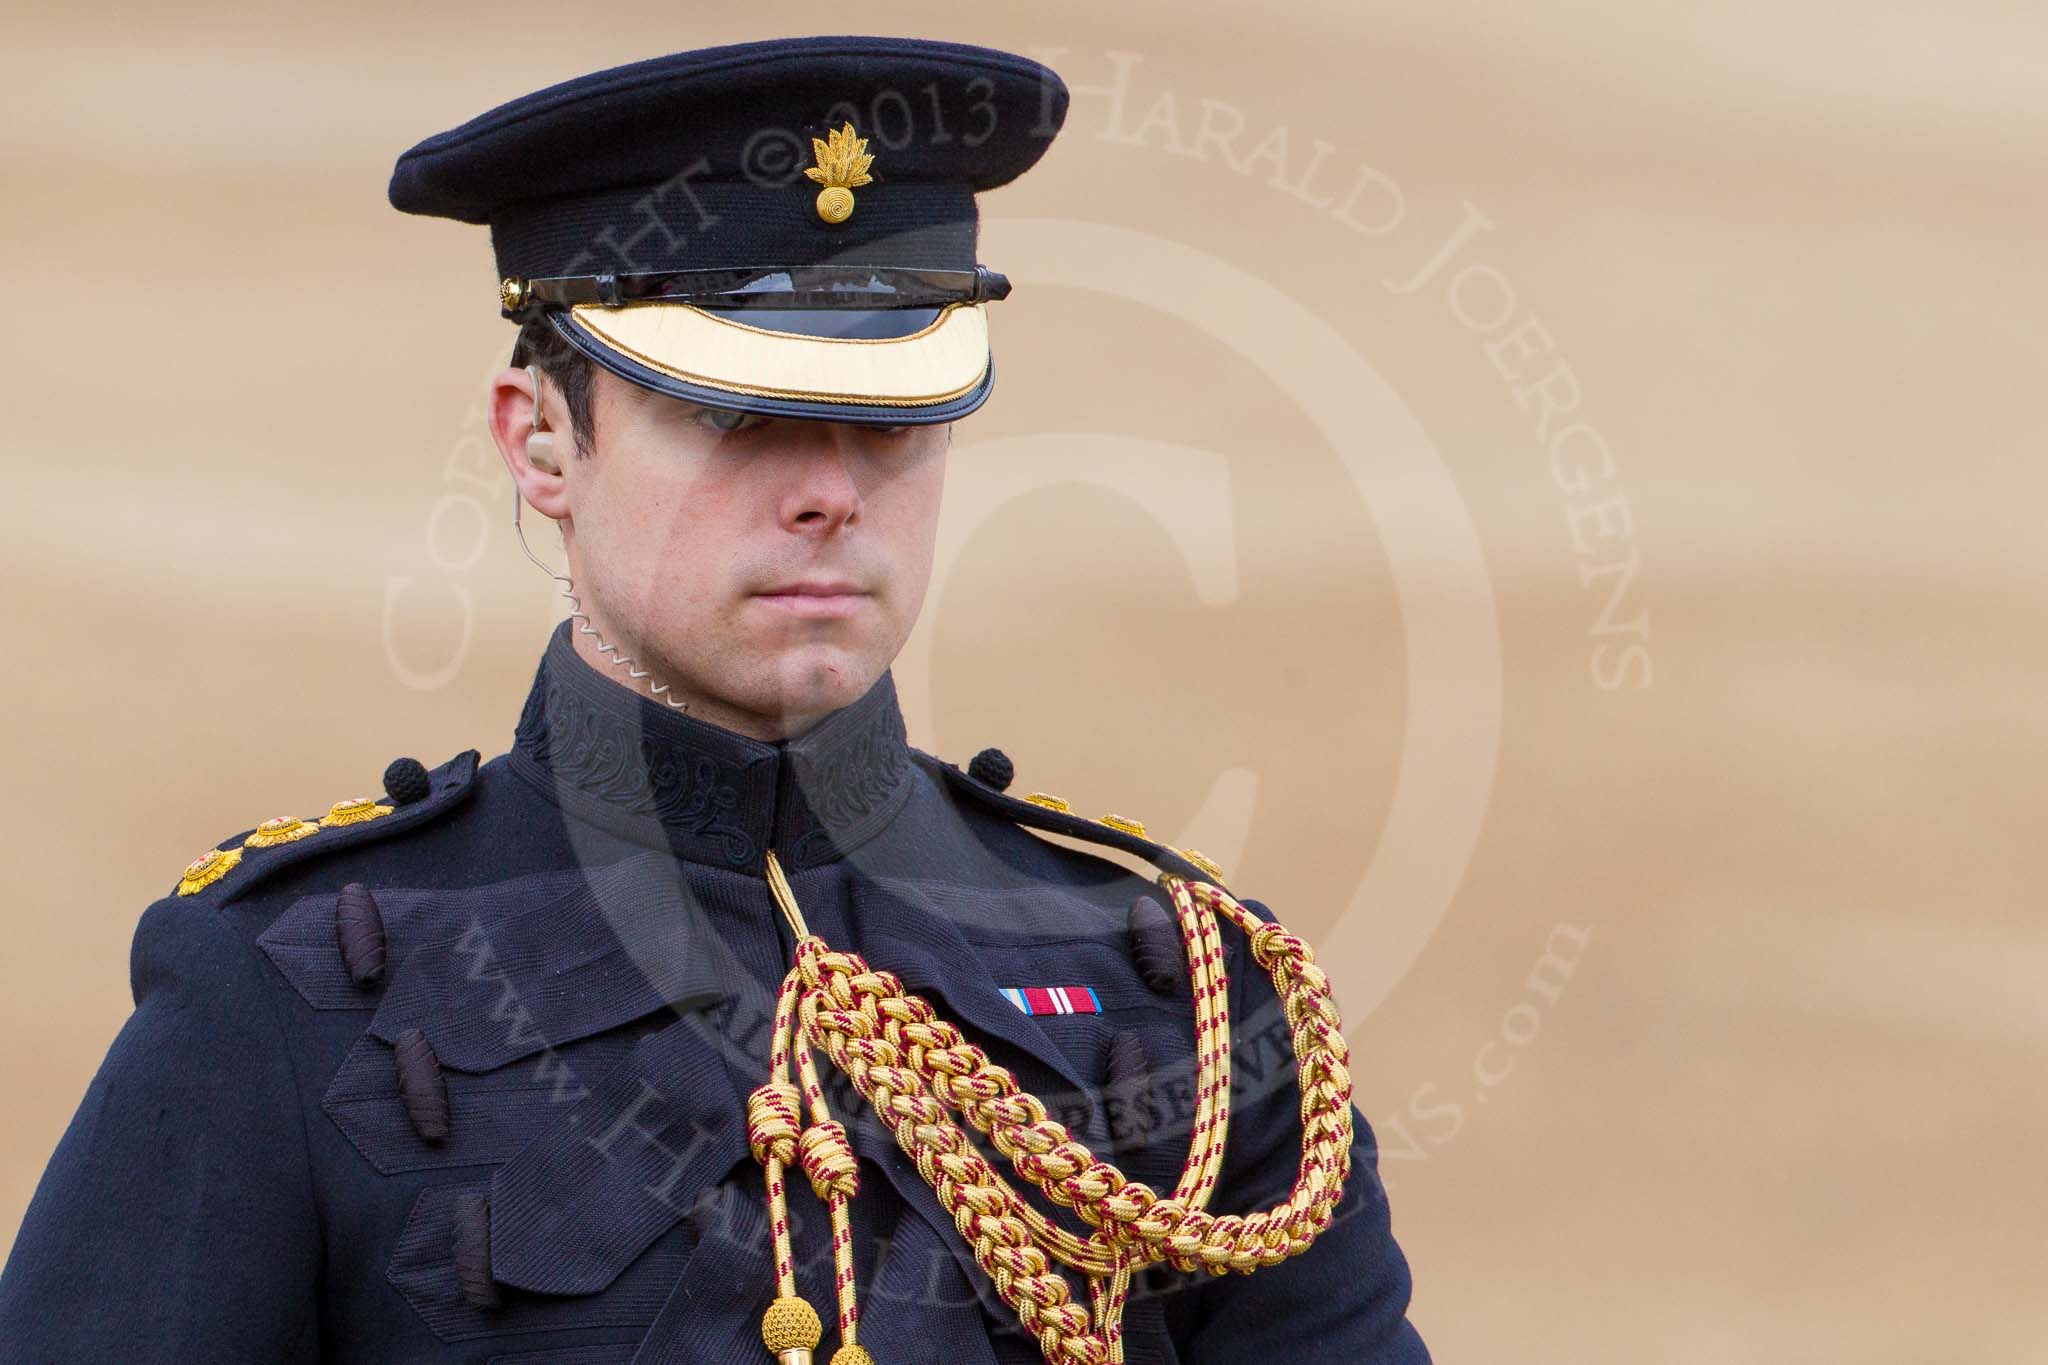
[762,1295,822,1353]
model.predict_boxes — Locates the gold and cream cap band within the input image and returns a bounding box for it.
[565,300,991,407]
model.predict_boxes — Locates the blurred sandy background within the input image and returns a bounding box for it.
[4,3,2044,1360]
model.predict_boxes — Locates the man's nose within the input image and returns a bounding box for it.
[777,423,865,534]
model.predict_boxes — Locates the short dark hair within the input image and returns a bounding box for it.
[508,316,598,456]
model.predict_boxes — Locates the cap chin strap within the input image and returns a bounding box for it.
[501,263,1011,321]
[750,849,1357,1365]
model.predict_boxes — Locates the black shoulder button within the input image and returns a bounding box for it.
[912,749,1228,890]
[966,746,1015,791]
[383,755,433,806]
[169,749,482,908]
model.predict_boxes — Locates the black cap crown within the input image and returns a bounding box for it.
[390,37,1070,425]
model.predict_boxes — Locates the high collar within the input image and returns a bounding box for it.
[508,621,916,873]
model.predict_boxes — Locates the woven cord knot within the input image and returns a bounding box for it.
[1248,920,1306,970]
[747,1081,803,1167]
[797,1119,859,1200]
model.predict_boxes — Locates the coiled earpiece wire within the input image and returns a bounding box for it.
[511,367,692,713]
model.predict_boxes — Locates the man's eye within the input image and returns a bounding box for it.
[860,423,910,437]
[695,406,768,434]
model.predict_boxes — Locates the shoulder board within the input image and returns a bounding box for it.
[167,749,482,909]
[912,747,1230,891]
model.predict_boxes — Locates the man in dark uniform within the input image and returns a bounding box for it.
[0,36,1431,1365]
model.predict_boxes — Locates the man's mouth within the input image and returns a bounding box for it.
[753,580,870,619]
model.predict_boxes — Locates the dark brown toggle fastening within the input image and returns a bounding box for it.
[335,882,387,988]
[1105,1029,1155,1165]
[1127,893,1187,997]
[394,1027,450,1143]
[452,1190,501,1309]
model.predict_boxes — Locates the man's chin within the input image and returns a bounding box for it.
[750,644,884,725]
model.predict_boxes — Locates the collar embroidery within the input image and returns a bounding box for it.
[509,623,913,870]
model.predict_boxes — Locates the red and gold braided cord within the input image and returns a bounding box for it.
[749,947,866,1362]
[750,850,1354,1365]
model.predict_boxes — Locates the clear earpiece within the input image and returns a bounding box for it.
[524,429,561,474]
[523,365,562,474]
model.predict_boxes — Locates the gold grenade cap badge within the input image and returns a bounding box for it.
[804,120,875,224]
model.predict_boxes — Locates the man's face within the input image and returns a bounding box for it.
[492,365,949,740]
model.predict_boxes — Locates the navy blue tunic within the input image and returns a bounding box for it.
[0,622,1431,1363]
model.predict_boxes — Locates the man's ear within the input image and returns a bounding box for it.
[486,365,572,521]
